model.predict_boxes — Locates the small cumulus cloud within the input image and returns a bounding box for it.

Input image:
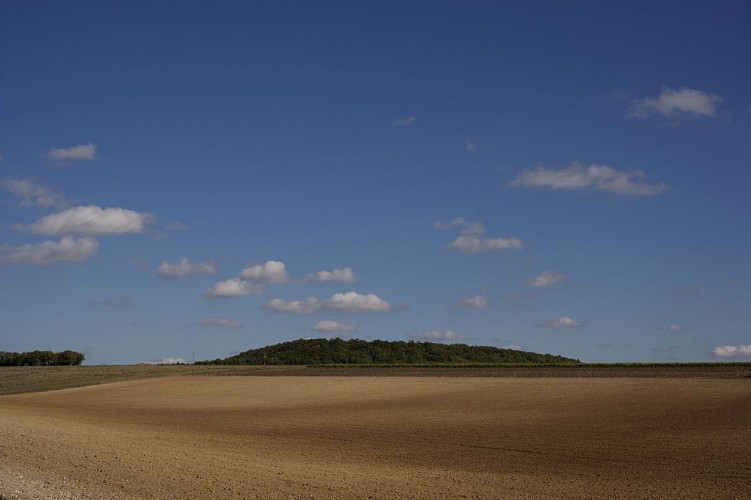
[0,236,98,265]
[712,345,751,358]
[204,278,263,297]
[465,142,478,153]
[488,337,523,350]
[264,297,321,314]
[435,217,523,254]
[313,320,357,333]
[526,270,566,288]
[0,179,69,208]
[461,293,488,309]
[449,234,523,254]
[157,258,217,278]
[628,87,722,118]
[536,316,583,329]
[664,324,691,332]
[509,162,666,196]
[240,261,290,283]
[304,267,357,283]
[392,115,416,126]
[323,292,392,312]
[199,318,243,328]
[264,291,391,314]
[45,143,97,163]
[145,357,187,365]
[15,205,154,236]
[408,330,467,342]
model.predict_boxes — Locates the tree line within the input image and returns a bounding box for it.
[197,338,579,365]
[0,350,85,366]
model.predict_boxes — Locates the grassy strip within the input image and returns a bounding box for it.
[311,362,751,368]
[1,363,749,395]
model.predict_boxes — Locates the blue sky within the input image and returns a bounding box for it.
[1,1,750,364]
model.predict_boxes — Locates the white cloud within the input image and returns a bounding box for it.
[392,115,416,126]
[204,278,263,297]
[199,318,243,328]
[240,261,290,283]
[465,142,478,153]
[17,205,154,235]
[264,291,391,314]
[0,236,98,265]
[45,143,97,162]
[526,270,566,288]
[629,87,722,118]
[264,297,321,314]
[488,337,524,350]
[0,179,68,208]
[433,217,485,234]
[305,267,357,283]
[536,316,583,328]
[145,357,187,365]
[157,258,217,278]
[461,294,488,309]
[509,162,666,196]
[667,324,690,332]
[323,291,391,312]
[313,320,357,333]
[408,330,467,342]
[448,234,523,254]
[712,345,751,358]
[436,217,522,254]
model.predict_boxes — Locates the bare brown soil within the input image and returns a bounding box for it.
[1,376,750,499]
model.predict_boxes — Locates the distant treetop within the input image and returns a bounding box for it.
[0,349,85,366]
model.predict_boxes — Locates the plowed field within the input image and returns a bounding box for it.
[1,376,749,498]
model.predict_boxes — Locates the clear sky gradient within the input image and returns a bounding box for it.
[2,1,750,364]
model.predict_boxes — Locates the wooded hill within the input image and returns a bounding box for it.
[197,338,579,365]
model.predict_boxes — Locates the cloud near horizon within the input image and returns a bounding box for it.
[0,236,99,265]
[145,357,187,365]
[157,258,216,278]
[313,320,357,333]
[628,87,722,118]
[712,345,751,358]
[509,162,666,196]
[264,291,391,314]
[16,205,154,236]
[45,143,97,162]
[408,330,467,342]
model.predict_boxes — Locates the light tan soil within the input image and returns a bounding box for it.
[1,377,749,499]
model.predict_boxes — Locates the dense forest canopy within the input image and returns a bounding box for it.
[198,338,579,365]
[0,349,85,366]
